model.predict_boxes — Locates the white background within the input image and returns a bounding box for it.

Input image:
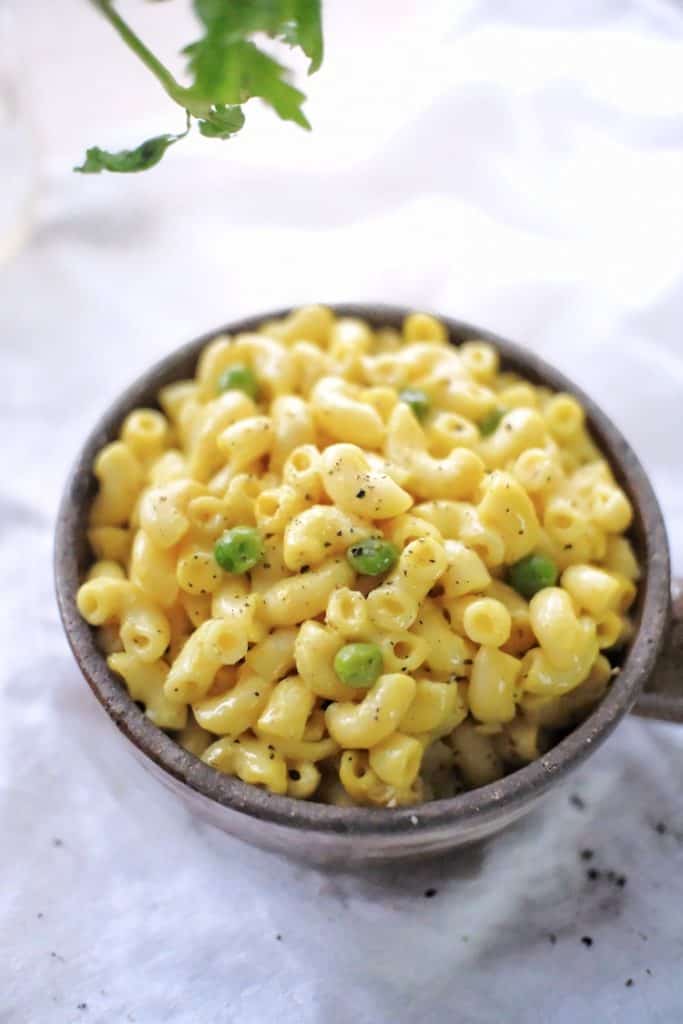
[2,2,683,1021]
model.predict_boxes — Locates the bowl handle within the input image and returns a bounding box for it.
[633,580,683,723]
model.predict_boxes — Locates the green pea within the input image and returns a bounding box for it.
[346,537,399,576]
[399,387,430,422]
[333,643,383,688]
[479,407,505,437]
[216,364,259,400]
[214,526,264,574]
[507,553,558,600]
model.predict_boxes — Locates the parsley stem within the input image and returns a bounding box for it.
[89,1,206,117]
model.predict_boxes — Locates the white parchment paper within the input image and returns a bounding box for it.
[2,2,682,1021]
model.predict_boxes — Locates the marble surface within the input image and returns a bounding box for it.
[2,1,682,1020]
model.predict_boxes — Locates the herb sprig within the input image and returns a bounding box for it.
[76,0,323,175]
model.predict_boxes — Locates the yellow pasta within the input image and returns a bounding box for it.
[338,751,390,806]
[245,626,297,683]
[589,483,633,532]
[256,675,316,740]
[528,587,582,668]
[77,577,170,663]
[192,669,273,737]
[480,408,548,469]
[377,631,429,674]
[311,376,385,448]
[426,411,480,455]
[217,414,274,471]
[86,560,126,581]
[89,441,144,527]
[441,540,491,598]
[286,759,322,799]
[512,447,564,495]
[543,393,585,441]
[202,733,288,795]
[411,599,475,677]
[459,340,499,383]
[269,395,316,471]
[366,536,448,632]
[283,505,372,570]
[107,652,186,730]
[294,620,361,702]
[129,528,179,608]
[325,674,417,748]
[386,403,485,500]
[400,679,468,738]
[138,479,203,549]
[175,537,223,596]
[520,617,599,697]
[468,646,521,724]
[77,307,638,805]
[462,597,512,648]
[484,580,536,656]
[403,312,448,344]
[87,525,132,565]
[260,558,353,627]
[164,618,249,704]
[188,391,256,482]
[176,716,213,757]
[478,471,540,562]
[602,536,640,581]
[178,590,212,630]
[320,443,413,518]
[560,564,622,617]
[325,587,370,638]
[369,733,423,788]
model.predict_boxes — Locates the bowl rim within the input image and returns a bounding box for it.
[54,303,671,839]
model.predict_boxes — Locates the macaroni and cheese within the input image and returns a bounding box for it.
[77,307,639,807]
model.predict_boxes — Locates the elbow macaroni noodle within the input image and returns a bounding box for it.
[77,307,639,807]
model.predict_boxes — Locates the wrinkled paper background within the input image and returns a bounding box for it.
[2,2,682,1021]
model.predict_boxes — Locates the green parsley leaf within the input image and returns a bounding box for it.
[74,134,180,175]
[77,0,324,176]
[185,40,310,128]
[198,104,246,139]
[193,0,323,72]
[282,1,324,73]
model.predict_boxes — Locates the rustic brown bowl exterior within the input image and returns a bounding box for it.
[54,305,671,865]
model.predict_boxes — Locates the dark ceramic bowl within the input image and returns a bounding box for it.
[55,305,683,865]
